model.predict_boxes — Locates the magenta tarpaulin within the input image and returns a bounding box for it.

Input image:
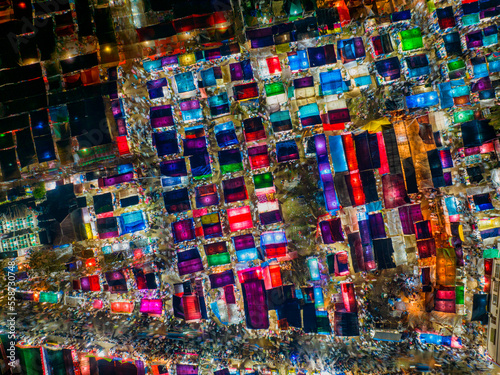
[224,285,236,304]
[176,364,198,375]
[209,269,235,289]
[399,204,424,235]
[177,248,204,276]
[320,218,344,244]
[100,172,134,187]
[135,361,145,375]
[232,233,255,250]
[242,279,269,329]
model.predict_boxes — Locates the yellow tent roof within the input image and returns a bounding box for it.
[362,117,391,132]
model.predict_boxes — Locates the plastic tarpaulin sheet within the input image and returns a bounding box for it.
[334,173,352,207]
[360,170,378,203]
[329,135,348,172]
[471,293,488,323]
[382,174,410,209]
[119,211,146,234]
[93,193,113,214]
[402,157,419,193]
[96,217,119,239]
[334,311,359,336]
[382,128,402,174]
[153,131,178,156]
[190,153,212,178]
[302,303,317,333]
[461,120,496,148]
[373,331,403,342]
[163,188,191,213]
[398,204,423,234]
[0,148,21,181]
[17,347,43,375]
[319,218,344,244]
[177,248,203,276]
[276,140,299,162]
[348,232,364,273]
[16,127,37,167]
[353,131,377,171]
[436,248,456,286]
[369,213,386,239]
[386,209,403,236]
[391,236,408,266]
[242,279,269,329]
[105,269,128,293]
[427,149,445,188]
[172,219,196,243]
[373,238,397,270]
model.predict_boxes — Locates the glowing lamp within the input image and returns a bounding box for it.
[290,0,302,15]
[93,300,103,309]
[85,258,96,267]
[179,53,196,66]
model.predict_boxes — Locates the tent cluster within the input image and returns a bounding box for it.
[1,0,500,372]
